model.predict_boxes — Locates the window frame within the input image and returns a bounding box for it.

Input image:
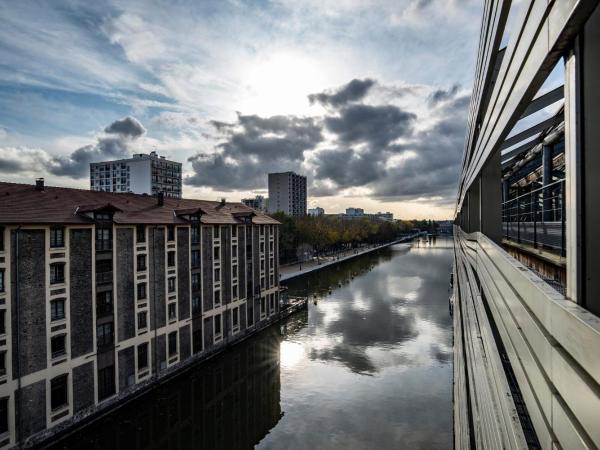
[50,263,65,285]
[50,227,65,248]
[50,374,69,411]
[50,298,66,322]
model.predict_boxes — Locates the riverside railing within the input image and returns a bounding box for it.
[501,179,565,256]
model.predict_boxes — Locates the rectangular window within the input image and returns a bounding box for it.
[247,304,254,326]
[232,307,239,329]
[232,264,238,278]
[270,294,275,312]
[50,375,68,410]
[168,331,178,357]
[50,227,65,248]
[167,251,176,267]
[137,283,147,300]
[270,274,274,286]
[0,269,4,293]
[192,273,200,291]
[270,241,274,252]
[260,242,265,253]
[96,227,112,251]
[51,298,66,321]
[261,297,266,317]
[214,268,220,283]
[167,225,175,241]
[97,322,114,348]
[232,244,238,257]
[137,343,149,370]
[0,227,4,252]
[0,310,5,335]
[191,250,200,268]
[50,263,65,285]
[0,352,5,377]
[168,302,177,321]
[233,284,238,299]
[213,226,220,239]
[0,397,7,435]
[260,225,264,236]
[97,366,115,400]
[214,246,220,261]
[214,314,222,337]
[168,277,176,293]
[51,334,66,358]
[192,296,201,314]
[136,225,146,243]
[191,225,200,244]
[137,311,147,330]
[137,254,147,271]
[97,291,113,318]
[214,289,221,307]
[260,260,265,271]
[232,226,237,238]
[260,277,265,289]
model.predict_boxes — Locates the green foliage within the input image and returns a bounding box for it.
[272,213,432,263]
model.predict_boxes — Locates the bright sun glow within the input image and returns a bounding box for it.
[240,52,327,116]
[280,341,305,369]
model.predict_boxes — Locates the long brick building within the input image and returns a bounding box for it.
[0,180,280,448]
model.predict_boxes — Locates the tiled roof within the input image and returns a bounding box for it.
[0,182,279,225]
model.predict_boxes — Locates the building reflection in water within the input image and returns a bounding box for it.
[50,327,284,450]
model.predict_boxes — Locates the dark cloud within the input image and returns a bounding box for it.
[0,159,26,172]
[428,84,460,106]
[309,78,375,108]
[186,113,322,190]
[104,116,146,138]
[48,116,145,178]
[311,93,469,203]
[324,104,416,148]
[185,78,468,205]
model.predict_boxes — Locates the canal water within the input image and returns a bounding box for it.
[50,237,454,450]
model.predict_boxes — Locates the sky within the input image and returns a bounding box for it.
[0,0,483,219]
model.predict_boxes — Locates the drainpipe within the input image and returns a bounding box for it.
[14,225,22,449]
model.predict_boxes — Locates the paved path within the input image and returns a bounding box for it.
[279,234,421,281]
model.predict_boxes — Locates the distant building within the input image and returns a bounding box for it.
[339,208,394,222]
[267,172,307,217]
[90,151,182,198]
[345,207,364,216]
[242,195,268,213]
[308,207,325,216]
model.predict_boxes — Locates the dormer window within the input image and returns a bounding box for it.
[95,212,111,221]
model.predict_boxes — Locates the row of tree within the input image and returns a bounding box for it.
[271,212,439,263]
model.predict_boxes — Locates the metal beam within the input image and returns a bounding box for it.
[519,85,564,119]
[501,137,542,163]
[500,114,563,151]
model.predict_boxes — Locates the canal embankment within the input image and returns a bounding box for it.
[280,232,423,281]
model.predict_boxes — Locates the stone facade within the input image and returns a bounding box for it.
[0,216,280,449]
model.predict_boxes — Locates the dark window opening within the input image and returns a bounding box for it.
[167,225,175,242]
[137,343,149,370]
[168,331,177,356]
[136,225,146,243]
[50,374,68,410]
[51,334,66,358]
[50,227,65,248]
[51,298,66,321]
[98,366,115,400]
[50,263,65,285]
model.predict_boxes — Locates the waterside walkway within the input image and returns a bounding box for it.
[280,232,423,281]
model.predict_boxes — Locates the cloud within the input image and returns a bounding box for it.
[324,104,416,148]
[183,78,468,206]
[0,117,146,179]
[309,78,376,108]
[428,84,460,106]
[186,113,323,190]
[104,116,146,137]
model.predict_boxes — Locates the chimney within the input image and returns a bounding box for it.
[220,198,226,207]
[35,178,45,191]
[157,191,164,206]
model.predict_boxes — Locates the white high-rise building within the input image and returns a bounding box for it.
[90,151,182,198]
[267,171,307,216]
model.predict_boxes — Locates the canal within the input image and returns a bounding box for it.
[49,237,454,450]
